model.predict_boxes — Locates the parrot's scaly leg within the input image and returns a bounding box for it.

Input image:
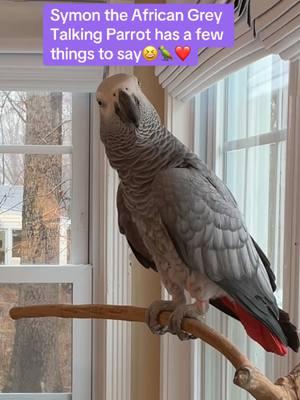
[168,300,209,341]
[146,299,183,335]
[146,284,186,336]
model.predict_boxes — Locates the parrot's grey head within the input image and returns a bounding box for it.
[96,73,160,144]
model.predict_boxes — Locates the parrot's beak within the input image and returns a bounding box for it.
[115,90,141,128]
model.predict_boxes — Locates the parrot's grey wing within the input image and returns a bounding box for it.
[117,184,157,271]
[152,167,286,344]
[187,157,278,292]
[183,155,239,207]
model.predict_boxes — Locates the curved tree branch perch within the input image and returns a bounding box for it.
[9,304,300,400]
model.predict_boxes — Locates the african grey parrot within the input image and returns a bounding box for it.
[96,73,299,355]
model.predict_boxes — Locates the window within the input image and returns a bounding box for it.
[0,230,5,264]
[0,88,91,398]
[193,55,289,400]
[11,229,21,259]
[0,92,72,266]
[215,55,288,304]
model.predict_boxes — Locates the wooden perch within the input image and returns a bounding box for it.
[9,304,300,400]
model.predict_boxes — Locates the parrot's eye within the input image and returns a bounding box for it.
[138,80,141,87]
[97,99,103,107]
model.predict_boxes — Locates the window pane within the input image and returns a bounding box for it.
[0,154,71,265]
[195,54,289,400]
[225,149,246,212]
[0,92,72,145]
[247,57,273,137]
[12,229,21,258]
[247,56,289,137]
[0,230,6,264]
[223,55,288,304]
[226,68,248,141]
[225,55,289,141]
[223,56,288,392]
[0,283,72,392]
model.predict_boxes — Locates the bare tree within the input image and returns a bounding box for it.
[0,92,25,185]
[3,93,64,392]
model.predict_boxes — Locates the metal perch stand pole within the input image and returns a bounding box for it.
[10,304,300,400]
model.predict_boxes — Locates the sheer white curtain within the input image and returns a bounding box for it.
[160,3,300,394]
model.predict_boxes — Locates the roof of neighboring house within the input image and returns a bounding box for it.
[0,186,23,213]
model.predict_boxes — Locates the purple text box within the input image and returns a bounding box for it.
[43,3,234,66]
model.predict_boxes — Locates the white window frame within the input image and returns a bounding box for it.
[0,266,92,400]
[162,59,300,400]
[0,61,93,400]
[192,59,287,397]
[0,55,133,400]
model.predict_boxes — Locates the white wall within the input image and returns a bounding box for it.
[0,1,43,52]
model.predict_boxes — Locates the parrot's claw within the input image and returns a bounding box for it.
[168,304,203,341]
[146,300,206,340]
[146,300,176,336]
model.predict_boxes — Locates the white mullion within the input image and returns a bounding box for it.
[89,94,107,400]
[215,78,230,400]
[224,130,287,152]
[6,229,12,264]
[215,80,225,179]
[0,265,91,283]
[70,94,89,265]
[191,340,200,400]
[207,82,228,400]
[206,87,216,170]
[105,164,132,400]
[0,145,72,154]
[72,267,92,400]
[193,92,206,161]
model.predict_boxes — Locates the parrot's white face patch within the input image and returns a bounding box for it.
[96,73,145,129]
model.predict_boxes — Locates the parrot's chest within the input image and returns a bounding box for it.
[135,213,190,286]
[134,213,175,258]
[134,213,225,301]
[121,184,157,218]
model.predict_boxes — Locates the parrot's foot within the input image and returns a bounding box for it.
[146,300,178,336]
[168,301,209,341]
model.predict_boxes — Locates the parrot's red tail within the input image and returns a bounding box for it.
[219,297,288,356]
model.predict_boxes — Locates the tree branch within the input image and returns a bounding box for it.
[5,93,26,123]
[9,304,300,399]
